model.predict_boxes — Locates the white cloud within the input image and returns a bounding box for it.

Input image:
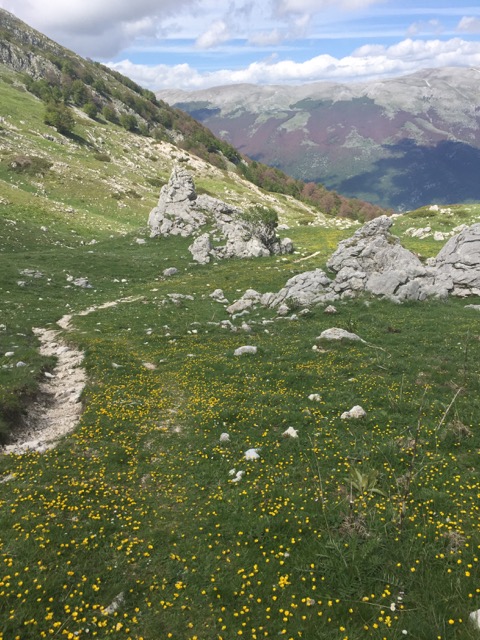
[110,37,480,90]
[248,29,284,46]
[196,19,230,48]
[457,16,480,34]
[407,19,443,37]
[274,0,382,15]
[1,0,201,56]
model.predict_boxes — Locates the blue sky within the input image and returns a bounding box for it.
[2,0,480,89]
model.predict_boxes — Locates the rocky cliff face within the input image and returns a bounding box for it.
[148,166,293,262]
[0,9,65,78]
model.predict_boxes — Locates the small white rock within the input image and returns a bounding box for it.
[219,432,230,442]
[244,448,260,460]
[340,405,366,420]
[282,426,299,438]
[308,393,321,402]
[234,345,257,356]
[317,328,364,342]
[470,609,480,630]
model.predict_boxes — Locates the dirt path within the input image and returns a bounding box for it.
[3,295,142,455]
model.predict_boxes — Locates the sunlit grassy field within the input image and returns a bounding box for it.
[1,213,480,640]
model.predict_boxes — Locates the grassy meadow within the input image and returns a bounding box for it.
[1,65,480,640]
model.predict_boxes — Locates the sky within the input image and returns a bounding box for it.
[2,0,480,91]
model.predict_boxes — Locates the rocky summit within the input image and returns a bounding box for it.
[148,166,293,262]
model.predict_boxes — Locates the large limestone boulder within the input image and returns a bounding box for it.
[261,269,333,308]
[433,223,480,296]
[326,216,439,301]
[148,166,206,237]
[148,166,293,262]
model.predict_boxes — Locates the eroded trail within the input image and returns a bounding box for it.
[3,328,86,454]
[3,295,142,455]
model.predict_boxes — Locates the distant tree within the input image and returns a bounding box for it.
[102,105,118,123]
[44,102,75,135]
[119,113,138,132]
[71,79,88,106]
[83,102,98,119]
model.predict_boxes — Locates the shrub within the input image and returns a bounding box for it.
[83,101,98,120]
[93,152,111,162]
[44,102,75,135]
[102,105,118,123]
[9,155,52,175]
[119,113,138,132]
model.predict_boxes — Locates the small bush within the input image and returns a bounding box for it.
[93,152,111,162]
[44,102,75,135]
[9,155,52,176]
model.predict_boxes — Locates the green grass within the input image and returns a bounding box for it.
[1,68,480,640]
[1,221,480,639]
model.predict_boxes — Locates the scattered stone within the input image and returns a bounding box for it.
[230,470,245,483]
[277,304,290,316]
[142,362,157,370]
[262,269,333,309]
[308,393,322,402]
[317,328,365,342]
[135,238,146,245]
[244,448,261,460]
[465,305,480,311]
[324,305,338,314]
[73,277,92,288]
[283,426,299,438]
[16,361,27,367]
[210,288,229,303]
[5,351,14,357]
[226,289,261,315]
[220,432,230,442]
[19,269,43,278]
[234,345,257,356]
[341,405,367,420]
[189,232,214,264]
[469,609,480,630]
[103,593,125,616]
[163,267,178,277]
[241,322,252,333]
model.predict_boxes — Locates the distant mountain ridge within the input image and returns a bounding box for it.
[158,68,480,210]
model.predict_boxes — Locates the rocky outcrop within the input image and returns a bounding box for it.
[433,223,480,297]
[326,216,440,301]
[148,166,206,238]
[227,217,480,312]
[148,166,293,262]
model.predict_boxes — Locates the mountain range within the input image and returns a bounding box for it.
[158,67,480,211]
[0,7,384,222]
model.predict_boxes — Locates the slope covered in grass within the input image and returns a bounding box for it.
[1,205,480,638]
